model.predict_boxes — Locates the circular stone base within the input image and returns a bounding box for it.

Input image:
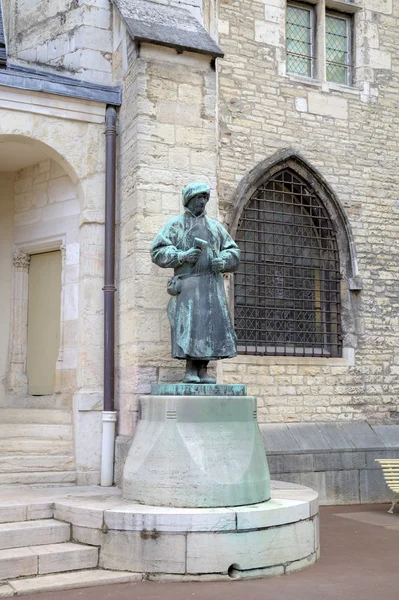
[62,481,319,581]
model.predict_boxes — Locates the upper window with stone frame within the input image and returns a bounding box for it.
[286,1,354,86]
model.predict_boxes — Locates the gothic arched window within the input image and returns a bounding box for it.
[234,168,341,357]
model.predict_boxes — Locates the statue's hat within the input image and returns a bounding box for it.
[182,182,210,206]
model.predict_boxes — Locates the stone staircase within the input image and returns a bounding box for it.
[0,409,76,486]
[0,504,141,595]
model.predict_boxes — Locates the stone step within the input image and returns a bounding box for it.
[32,542,99,575]
[0,396,70,410]
[0,548,36,581]
[0,471,76,487]
[0,456,75,474]
[0,409,72,425]
[0,520,70,550]
[0,424,72,440]
[0,502,53,524]
[0,543,98,580]
[6,569,142,596]
[0,439,73,455]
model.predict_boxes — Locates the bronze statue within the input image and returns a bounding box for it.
[150,182,240,383]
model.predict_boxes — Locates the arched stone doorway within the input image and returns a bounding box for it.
[0,137,82,401]
[0,129,105,486]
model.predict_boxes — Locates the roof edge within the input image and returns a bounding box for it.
[112,0,223,59]
[0,65,122,105]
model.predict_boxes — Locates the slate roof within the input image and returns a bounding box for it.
[112,0,223,58]
[0,64,121,104]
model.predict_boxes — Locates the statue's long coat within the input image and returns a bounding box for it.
[150,212,240,360]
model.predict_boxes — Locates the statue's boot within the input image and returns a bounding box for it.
[198,361,216,384]
[183,359,200,383]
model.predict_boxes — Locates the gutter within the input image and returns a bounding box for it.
[101,105,118,486]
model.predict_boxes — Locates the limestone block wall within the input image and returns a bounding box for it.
[0,174,15,404]
[116,43,219,435]
[12,158,80,401]
[214,0,399,424]
[3,0,113,84]
[0,89,107,482]
[261,422,399,505]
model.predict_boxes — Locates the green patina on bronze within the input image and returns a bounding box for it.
[151,383,247,396]
[150,182,240,384]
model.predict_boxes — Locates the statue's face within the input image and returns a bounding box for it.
[186,192,209,216]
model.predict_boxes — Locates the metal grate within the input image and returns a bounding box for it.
[286,4,314,77]
[0,5,6,67]
[326,13,352,85]
[234,169,342,357]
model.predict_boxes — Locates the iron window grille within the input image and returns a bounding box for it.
[286,3,315,78]
[234,168,342,357]
[0,5,6,67]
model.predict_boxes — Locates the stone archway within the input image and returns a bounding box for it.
[0,120,106,485]
[226,149,359,282]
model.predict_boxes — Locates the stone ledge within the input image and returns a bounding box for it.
[228,354,352,366]
[150,383,247,396]
[261,423,399,504]
[260,422,398,455]
[103,486,318,532]
[7,570,143,595]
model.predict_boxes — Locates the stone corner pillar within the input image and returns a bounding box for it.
[7,251,31,394]
[73,391,103,485]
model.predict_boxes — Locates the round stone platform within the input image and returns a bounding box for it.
[54,481,319,581]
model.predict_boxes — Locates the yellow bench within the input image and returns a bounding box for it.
[375,459,399,514]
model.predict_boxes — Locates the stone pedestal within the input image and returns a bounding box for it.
[122,384,271,507]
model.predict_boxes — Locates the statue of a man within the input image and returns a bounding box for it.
[150,182,240,384]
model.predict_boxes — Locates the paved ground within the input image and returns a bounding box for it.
[24,504,399,600]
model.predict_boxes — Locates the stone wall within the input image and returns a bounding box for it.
[116,43,219,434]
[109,0,399,435]
[0,174,15,404]
[10,158,80,402]
[0,87,107,483]
[214,0,399,424]
[3,0,113,84]
[262,422,399,505]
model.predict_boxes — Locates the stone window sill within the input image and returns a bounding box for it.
[283,74,362,97]
[229,347,354,367]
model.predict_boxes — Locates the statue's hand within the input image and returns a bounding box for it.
[211,258,225,273]
[182,248,201,264]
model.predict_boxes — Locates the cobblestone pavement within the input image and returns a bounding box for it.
[23,504,399,600]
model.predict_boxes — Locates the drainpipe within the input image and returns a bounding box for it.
[101,105,117,487]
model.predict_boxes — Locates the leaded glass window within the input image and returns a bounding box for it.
[286,3,314,77]
[234,169,342,357]
[326,13,352,85]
